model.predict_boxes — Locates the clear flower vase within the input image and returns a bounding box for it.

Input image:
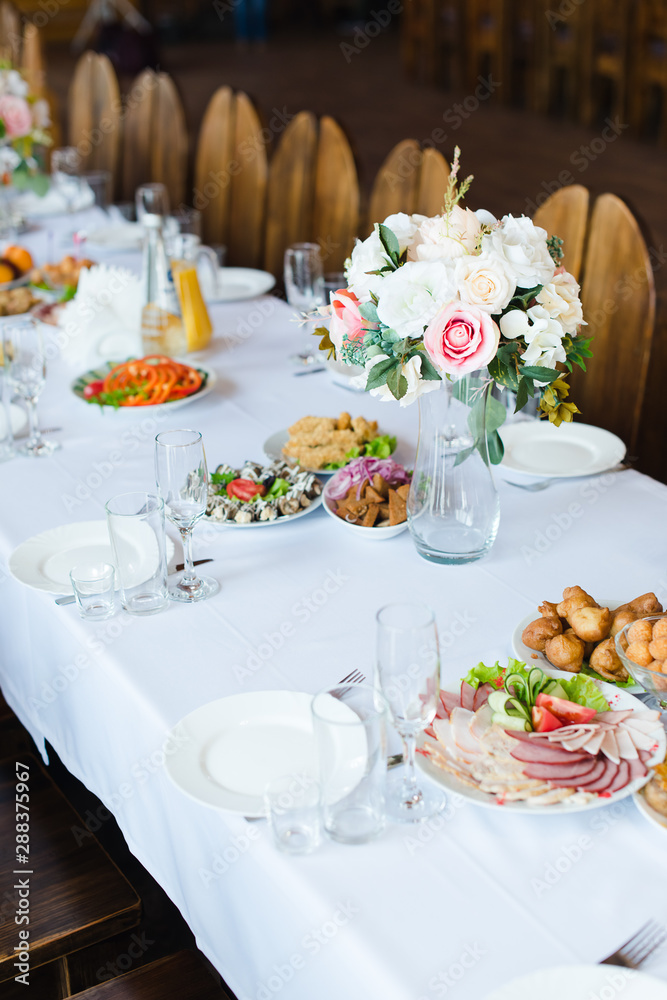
[407,372,501,564]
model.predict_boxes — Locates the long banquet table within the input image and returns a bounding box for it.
[1,209,667,999]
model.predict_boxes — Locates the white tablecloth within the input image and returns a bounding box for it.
[1,211,667,1000]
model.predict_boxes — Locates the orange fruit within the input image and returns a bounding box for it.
[4,246,33,274]
[0,262,16,283]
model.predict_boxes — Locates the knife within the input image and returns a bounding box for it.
[54,558,214,605]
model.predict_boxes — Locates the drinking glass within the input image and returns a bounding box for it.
[69,563,116,621]
[0,361,15,462]
[376,603,446,822]
[136,182,170,221]
[50,146,82,213]
[264,775,321,855]
[155,429,219,602]
[105,492,169,615]
[284,243,325,313]
[82,169,112,211]
[2,319,60,457]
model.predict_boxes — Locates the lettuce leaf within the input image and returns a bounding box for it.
[462,658,529,690]
[558,674,610,713]
[580,664,636,690]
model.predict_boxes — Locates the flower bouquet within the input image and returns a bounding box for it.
[0,63,51,196]
[314,148,592,564]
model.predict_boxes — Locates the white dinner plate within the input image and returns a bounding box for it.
[204,490,323,529]
[0,403,28,438]
[205,267,275,303]
[71,362,216,412]
[164,691,365,816]
[498,421,626,478]
[416,670,665,814]
[483,965,667,1000]
[85,223,144,251]
[263,427,398,476]
[9,521,175,595]
[634,786,667,835]
[511,599,642,693]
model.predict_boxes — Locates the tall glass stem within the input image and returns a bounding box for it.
[25,396,42,453]
[399,732,423,808]
[178,525,199,592]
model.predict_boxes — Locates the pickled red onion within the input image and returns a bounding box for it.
[326,457,411,500]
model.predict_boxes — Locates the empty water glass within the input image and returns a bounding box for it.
[69,563,116,621]
[82,170,112,211]
[105,492,169,616]
[136,182,170,222]
[3,319,60,457]
[50,146,83,213]
[284,243,325,313]
[265,775,321,855]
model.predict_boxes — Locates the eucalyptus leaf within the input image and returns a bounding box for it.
[454,445,475,467]
[488,430,504,465]
[358,301,379,323]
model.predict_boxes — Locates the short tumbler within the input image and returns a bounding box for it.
[105,492,169,615]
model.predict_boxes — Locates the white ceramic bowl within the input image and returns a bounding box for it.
[322,481,409,540]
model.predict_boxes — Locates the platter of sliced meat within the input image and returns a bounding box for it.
[416,671,666,812]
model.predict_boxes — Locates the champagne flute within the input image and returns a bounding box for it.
[155,429,219,602]
[284,242,325,364]
[376,603,446,822]
[3,319,60,457]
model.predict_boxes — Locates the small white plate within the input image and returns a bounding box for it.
[84,223,144,251]
[0,403,28,438]
[416,670,664,813]
[322,481,408,540]
[511,599,642,693]
[499,421,626,478]
[634,786,667,835]
[204,490,323,529]
[71,362,216,412]
[483,965,667,1000]
[205,267,275,303]
[164,691,365,816]
[9,521,174,595]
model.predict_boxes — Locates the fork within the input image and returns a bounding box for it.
[599,920,667,968]
[337,669,366,685]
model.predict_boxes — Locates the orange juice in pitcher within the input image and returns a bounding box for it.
[172,260,213,352]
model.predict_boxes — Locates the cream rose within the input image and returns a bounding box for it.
[500,305,566,370]
[375,261,456,339]
[408,205,482,262]
[536,269,586,334]
[485,214,555,289]
[455,251,515,315]
[345,231,387,302]
[0,95,32,138]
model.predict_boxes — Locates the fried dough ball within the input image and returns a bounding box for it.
[645,767,667,815]
[568,606,613,642]
[522,616,563,652]
[619,593,663,617]
[610,609,637,637]
[626,641,654,667]
[557,587,598,623]
[627,619,655,644]
[538,600,560,618]
[589,637,629,683]
[544,632,584,672]
[649,637,667,661]
[652,618,667,639]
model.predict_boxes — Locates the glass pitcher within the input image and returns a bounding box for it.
[169,235,215,352]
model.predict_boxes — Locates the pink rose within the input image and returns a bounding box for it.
[0,95,32,138]
[329,288,364,354]
[424,301,500,375]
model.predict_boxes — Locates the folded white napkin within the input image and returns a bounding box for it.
[58,263,142,370]
[17,179,95,218]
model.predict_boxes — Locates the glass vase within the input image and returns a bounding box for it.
[407,371,500,564]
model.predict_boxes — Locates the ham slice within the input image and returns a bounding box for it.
[460,681,476,712]
[473,682,494,711]
[581,760,619,793]
[509,742,589,764]
[451,707,483,754]
[439,690,462,717]
[594,710,634,723]
[614,728,638,760]
[628,757,648,781]
[433,717,481,764]
[523,757,598,781]
[470,703,493,741]
[540,758,608,789]
[605,759,631,794]
[600,729,620,764]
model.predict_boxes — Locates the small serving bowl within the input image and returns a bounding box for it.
[322,478,409,541]
[615,614,667,707]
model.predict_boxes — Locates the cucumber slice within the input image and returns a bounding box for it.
[488,690,512,713]
[492,712,531,732]
[543,681,568,700]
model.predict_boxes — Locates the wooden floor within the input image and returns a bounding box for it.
[45,26,667,479]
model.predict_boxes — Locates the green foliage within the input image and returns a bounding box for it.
[547,235,564,264]
[313,325,335,359]
[562,333,593,372]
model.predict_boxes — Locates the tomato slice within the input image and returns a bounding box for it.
[532,706,564,732]
[83,379,105,399]
[226,479,267,501]
[535,693,597,725]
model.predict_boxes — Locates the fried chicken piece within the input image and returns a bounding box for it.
[568,606,613,643]
[544,632,584,672]
[615,593,662,617]
[538,600,560,618]
[589,637,629,683]
[610,609,637,637]
[557,586,599,623]
[522,616,563,652]
[351,416,378,440]
[336,411,352,430]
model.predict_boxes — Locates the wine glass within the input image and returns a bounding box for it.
[50,146,83,213]
[284,243,325,364]
[154,429,219,603]
[136,182,170,222]
[376,603,446,822]
[2,319,60,457]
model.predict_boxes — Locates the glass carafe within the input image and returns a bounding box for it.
[169,234,215,352]
[140,213,187,357]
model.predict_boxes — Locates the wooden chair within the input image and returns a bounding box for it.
[579,0,632,127]
[67,951,230,998]
[121,70,188,210]
[0,1,20,64]
[194,86,267,268]
[628,0,667,142]
[571,194,656,454]
[533,184,590,281]
[367,140,450,229]
[68,52,121,181]
[20,22,44,94]
[0,755,140,999]
[263,112,359,277]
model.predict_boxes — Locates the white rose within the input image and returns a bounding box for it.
[345,231,387,302]
[0,70,28,98]
[408,205,482,262]
[376,260,456,339]
[352,352,441,407]
[536,269,586,334]
[485,214,555,289]
[381,212,426,251]
[31,98,51,130]
[0,146,20,175]
[500,304,566,369]
[455,251,515,315]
